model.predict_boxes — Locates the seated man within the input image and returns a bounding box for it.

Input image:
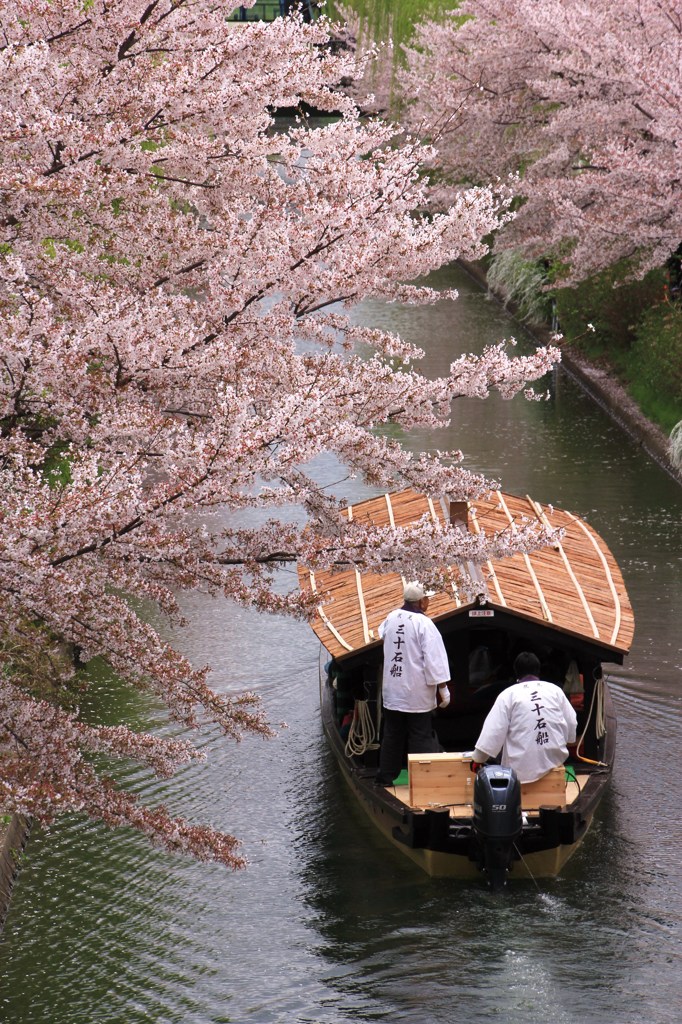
[471,651,577,784]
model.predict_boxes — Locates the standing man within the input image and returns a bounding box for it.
[471,651,577,784]
[375,582,451,786]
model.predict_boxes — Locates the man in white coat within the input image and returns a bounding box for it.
[471,651,577,784]
[375,582,451,786]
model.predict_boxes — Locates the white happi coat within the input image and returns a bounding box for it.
[379,608,450,712]
[475,678,578,783]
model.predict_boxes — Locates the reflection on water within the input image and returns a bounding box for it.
[302,754,681,1024]
[1,264,681,1024]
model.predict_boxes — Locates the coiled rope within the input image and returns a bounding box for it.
[575,672,607,766]
[345,699,380,757]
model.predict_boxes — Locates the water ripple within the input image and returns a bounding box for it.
[2,262,682,1024]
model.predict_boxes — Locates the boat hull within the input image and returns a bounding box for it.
[304,487,628,885]
[321,655,615,882]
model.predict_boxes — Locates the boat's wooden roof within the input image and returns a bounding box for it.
[298,489,634,662]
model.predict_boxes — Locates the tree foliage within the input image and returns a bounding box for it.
[0,0,558,865]
[402,0,682,283]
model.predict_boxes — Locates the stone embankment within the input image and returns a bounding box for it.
[554,347,681,486]
[0,815,31,932]
[460,259,682,488]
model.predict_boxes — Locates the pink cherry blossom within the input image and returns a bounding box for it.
[401,0,681,282]
[0,1,558,866]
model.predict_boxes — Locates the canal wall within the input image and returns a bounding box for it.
[459,259,682,489]
[0,816,31,932]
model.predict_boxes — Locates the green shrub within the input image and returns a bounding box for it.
[554,263,666,360]
[628,302,682,432]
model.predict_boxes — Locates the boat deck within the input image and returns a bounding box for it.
[384,755,591,818]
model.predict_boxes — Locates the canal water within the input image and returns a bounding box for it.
[1,264,680,1023]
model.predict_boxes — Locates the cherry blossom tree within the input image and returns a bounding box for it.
[0,0,559,866]
[402,0,682,283]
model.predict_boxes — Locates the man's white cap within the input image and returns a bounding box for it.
[403,581,434,602]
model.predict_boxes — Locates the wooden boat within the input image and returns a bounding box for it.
[298,488,634,886]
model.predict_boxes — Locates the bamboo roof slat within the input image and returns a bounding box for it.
[384,492,409,593]
[384,492,396,528]
[564,510,623,647]
[355,570,370,644]
[307,571,354,651]
[496,491,553,623]
[470,509,507,608]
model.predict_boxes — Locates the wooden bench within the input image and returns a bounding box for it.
[407,754,566,811]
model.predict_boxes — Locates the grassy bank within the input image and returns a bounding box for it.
[329,0,453,48]
[553,265,682,435]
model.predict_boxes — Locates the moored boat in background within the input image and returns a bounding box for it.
[299,488,634,886]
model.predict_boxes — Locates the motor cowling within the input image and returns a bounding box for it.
[473,765,523,889]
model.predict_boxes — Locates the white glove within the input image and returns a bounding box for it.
[438,684,450,709]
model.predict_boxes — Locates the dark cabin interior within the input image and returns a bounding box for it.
[329,616,613,772]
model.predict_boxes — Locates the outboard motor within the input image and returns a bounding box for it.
[473,765,523,890]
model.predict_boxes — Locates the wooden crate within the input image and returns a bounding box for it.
[408,752,475,808]
[521,766,566,810]
[408,757,566,811]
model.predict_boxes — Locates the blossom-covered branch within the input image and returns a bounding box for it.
[0,0,558,866]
